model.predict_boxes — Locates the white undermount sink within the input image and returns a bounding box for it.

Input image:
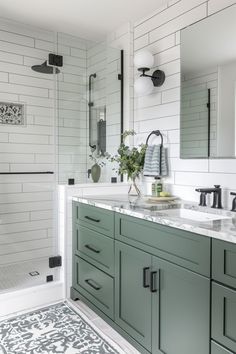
[155,208,231,222]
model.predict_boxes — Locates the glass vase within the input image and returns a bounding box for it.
[128,178,141,196]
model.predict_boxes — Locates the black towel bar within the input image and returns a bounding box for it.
[0,172,54,175]
[145,130,164,177]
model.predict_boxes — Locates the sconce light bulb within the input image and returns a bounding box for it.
[134,76,154,96]
[134,50,154,69]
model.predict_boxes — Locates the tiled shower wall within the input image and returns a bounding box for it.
[86,23,134,183]
[181,67,218,158]
[0,19,90,270]
[86,42,121,182]
[0,18,56,268]
[133,0,236,207]
[57,33,88,184]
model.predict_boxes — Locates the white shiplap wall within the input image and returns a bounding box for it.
[133,0,236,207]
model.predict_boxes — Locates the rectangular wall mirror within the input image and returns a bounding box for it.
[180,5,236,159]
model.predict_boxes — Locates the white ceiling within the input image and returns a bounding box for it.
[0,0,167,40]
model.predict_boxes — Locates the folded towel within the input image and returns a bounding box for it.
[143,144,168,177]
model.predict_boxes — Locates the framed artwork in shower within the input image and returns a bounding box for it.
[0,101,26,125]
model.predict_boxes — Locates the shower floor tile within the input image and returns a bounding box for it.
[0,259,58,293]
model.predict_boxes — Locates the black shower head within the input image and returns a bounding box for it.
[31,61,60,74]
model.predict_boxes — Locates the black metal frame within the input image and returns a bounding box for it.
[88,73,97,150]
[138,68,165,87]
[207,89,211,157]
[119,50,124,182]
[0,171,54,175]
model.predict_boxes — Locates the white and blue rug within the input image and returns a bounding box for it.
[0,302,123,354]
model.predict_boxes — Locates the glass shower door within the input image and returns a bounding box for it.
[0,19,59,292]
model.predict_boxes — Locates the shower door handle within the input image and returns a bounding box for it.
[88,73,97,150]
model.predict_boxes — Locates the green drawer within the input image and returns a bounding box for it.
[211,341,233,354]
[74,202,114,238]
[115,213,211,276]
[73,256,114,319]
[212,239,236,289]
[212,282,236,353]
[74,224,114,275]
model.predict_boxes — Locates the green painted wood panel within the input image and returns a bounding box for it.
[73,201,114,238]
[212,282,236,353]
[74,224,114,275]
[73,255,114,319]
[71,287,150,354]
[152,256,210,354]
[115,213,211,276]
[211,341,234,354]
[212,239,236,289]
[115,241,152,352]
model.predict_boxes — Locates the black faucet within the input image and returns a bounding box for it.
[231,192,236,212]
[195,185,223,209]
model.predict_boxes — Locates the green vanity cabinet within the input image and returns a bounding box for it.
[71,202,236,354]
[73,224,114,275]
[211,341,234,354]
[115,240,210,354]
[72,202,115,320]
[212,282,236,353]
[212,239,236,289]
[75,202,114,238]
[115,213,211,276]
[73,255,114,319]
[115,241,152,351]
[151,256,210,354]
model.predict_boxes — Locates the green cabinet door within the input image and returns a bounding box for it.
[115,241,152,352]
[211,341,234,354]
[152,256,210,354]
[212,282,236,353]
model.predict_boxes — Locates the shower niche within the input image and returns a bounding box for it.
[88,73,107,155]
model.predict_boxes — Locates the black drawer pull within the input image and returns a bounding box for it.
[84,216,101,223]
[143,267,150,288]
[150,271,159,293]
[85,244,101,254]
[85,279,101,291]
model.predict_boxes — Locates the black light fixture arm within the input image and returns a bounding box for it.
[138,67,165,87]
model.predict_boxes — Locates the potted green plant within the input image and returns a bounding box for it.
[89,152,106,183]
[108,130,147,195]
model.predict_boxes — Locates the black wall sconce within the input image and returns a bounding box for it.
[134,50,165,95]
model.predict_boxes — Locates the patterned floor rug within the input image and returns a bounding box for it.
[0,302,124,354]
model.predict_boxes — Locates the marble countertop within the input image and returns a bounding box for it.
[72,195,236,244]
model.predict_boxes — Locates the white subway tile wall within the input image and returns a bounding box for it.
[0,19,57,281]
[86,23,133,183]
[181,68,218,157]
[133,0,236,207]
[57,33,89,184]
